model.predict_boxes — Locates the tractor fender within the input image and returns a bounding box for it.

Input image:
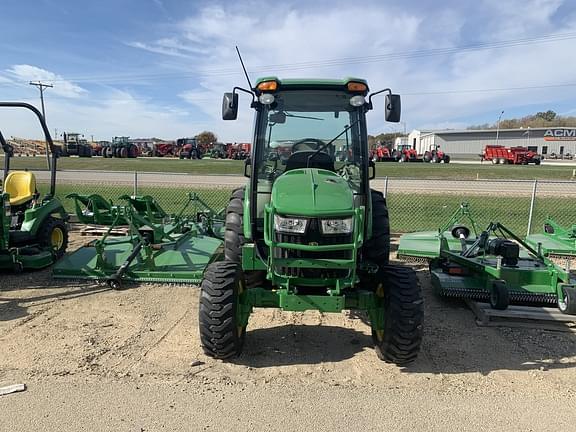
[21,198,68,236]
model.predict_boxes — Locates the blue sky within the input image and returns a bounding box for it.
[1,0,576,140]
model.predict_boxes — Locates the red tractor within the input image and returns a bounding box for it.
[176,137,204,159]
[392,144,421,162]
[423,145,450,163]
[226,142,251,160]
[481,145,541,165]
[371,145,396,162]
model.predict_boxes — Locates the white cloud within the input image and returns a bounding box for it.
[127,1,576,139]
[4,64,86,98]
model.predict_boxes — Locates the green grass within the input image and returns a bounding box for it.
[5,155,576,180]
[37,183,572,235]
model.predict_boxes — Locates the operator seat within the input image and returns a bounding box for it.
[284,151,335,172]
[4,171,37,206]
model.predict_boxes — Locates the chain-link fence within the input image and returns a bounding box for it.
[36,172,575,235]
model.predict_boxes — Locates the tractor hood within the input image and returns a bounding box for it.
[271,168,354,217]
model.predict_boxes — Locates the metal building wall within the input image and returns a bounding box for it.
[423,128,576,157]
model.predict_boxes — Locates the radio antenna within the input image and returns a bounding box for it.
[236,46,253,90]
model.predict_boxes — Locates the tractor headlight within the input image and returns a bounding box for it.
[320,217,353,235]
[274,215,308,234]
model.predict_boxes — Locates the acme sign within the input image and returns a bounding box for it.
[544,129,576,141]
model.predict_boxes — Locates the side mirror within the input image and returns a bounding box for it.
[385,94,401,123]
[222,92,239,120]
[269,111,286,124]
[244,157,251,178]
[369,160,376,180]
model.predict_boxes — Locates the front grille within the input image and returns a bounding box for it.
[273,218,352,280]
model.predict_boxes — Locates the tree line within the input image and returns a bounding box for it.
[468,110,576,130]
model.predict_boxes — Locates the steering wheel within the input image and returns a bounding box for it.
[292,138,328,152]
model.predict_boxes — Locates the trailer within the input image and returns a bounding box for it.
[481,145,541,165]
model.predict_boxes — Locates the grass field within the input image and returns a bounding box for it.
[5,155,576,180]
[37,183,572,234]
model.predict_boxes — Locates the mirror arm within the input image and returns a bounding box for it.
[367,88,391,110]
[233,86,255,106]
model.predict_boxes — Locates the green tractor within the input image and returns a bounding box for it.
[103,136,138,158]
[0,102,69,272]
[199,78,423,364]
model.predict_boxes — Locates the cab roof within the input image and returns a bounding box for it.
[254,76,369,94]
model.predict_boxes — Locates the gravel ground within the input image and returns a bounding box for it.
[1,234,576,431]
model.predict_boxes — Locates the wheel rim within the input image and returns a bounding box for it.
[51,227,64,250]
[559,288,568,311]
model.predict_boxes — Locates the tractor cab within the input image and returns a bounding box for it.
[223,77,400,234]
[0,102,69,271]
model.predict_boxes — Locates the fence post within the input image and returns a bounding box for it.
[383,176,389,199]
[527,179,538,236]
[133,171,138,196]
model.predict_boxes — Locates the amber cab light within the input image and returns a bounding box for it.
[347,82,367,92]
[257,81,278,91]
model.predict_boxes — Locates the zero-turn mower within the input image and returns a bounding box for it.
[0,102,68,272]
[199,77,423,364]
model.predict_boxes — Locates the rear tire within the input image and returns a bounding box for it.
[372,265,423,365]
[362,189,390,267]
[224,188,266,287]
[128,144,138,158]
[199,260,245,359]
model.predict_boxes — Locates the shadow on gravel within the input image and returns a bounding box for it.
[403,291,576,375]
[0,285,110,322]
[233,324,372,367]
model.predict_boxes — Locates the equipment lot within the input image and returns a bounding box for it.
[1,233,576,431]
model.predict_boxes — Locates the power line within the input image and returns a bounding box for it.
[38,31,576,84]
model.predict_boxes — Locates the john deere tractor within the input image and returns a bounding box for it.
[199,78,423,364]
[0,102,68,272]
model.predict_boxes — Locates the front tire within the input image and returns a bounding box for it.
[38,216,68,260]
[224,188,266,287]
[372,265,423,365]
[199,261,246,359]
[362,189,390,267]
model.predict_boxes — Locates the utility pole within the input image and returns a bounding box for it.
[29,81,53,167]
[29,81,53,121]
[495,110,504,146]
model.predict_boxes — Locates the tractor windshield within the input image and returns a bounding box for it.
[255,90,365,191]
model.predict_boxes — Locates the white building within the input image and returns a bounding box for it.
[406,127,576,158]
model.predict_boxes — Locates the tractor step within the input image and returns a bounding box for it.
[465,300,576,332]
